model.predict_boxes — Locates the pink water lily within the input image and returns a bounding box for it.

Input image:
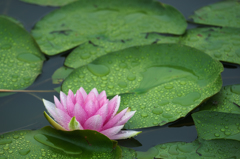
[43,87,141,140]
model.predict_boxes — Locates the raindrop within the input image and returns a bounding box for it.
[80,53,91,59]
[119,63,127,68]
[19,149,30,156]
[164,84,173,89]
[0,44,12,50]
[214,133,220,137]
[141,113,148,117]
[127,74,136,81]
[152,108,163,115]
[0,139,12,145]
[214,52,222,58]
[118,81,127,88]
[87,64,110,77]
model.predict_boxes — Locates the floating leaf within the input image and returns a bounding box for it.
[0,16,45,97]
[62,44,223,128]
[52,66,74,84]
[21,0,77,6]
[199,84,240,114]
[180,27,240,65]
[120,146,136,159]
[0,126,122,158]
[0,15,24,28]
[136,147,158,159]
[192,110,240,141]
[139,138,240,158]
[32,0,187,55]
[189,0,240,28]
[65,33,179,69]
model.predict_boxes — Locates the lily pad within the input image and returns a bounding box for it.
[32,0,187,55]
[0,126,122,158]
[0,16,45,97]
[180,27,240,65]
[141,138,240,158]
[65,33,179,69]
[52,66,74,84]
[189,0,240,28]
[62,44,223,129]
[192,110,240,141]
[21,0,77,6]
[120,146,136,159]
[199,84,240,114]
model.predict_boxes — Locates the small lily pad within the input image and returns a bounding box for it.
[199,84,240,114]
[32,0,186,55]
[180,27,240,65]
[146,138,240,158]
[52,66,74,84]
[189,0,240,28]
[0,16,45,97]
[0,126,122,158]
[192,110,240,141]
[62,44,223,128]
[65,33,179,69]
[21,0,77,6]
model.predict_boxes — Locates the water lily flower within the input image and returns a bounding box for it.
[43,87,141,140]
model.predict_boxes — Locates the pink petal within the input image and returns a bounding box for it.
[68,89,76,104]
[94,103,108,124]
[101,107,128,131]
[73,103,87,125]
[85,100,97,117]
[79,87,87,100]
[105,95,120,123]
[89,88,99,98]
[84,115,103,131]
[97,90,106,100]
[110,130,141,140]
[60,91,67,110]
[66,92,75,117]
[55,108,72,130]
[98,96,108,108]
[116,111,136,126]
[100,125,124,138]
[85,92,97,105]
[54,96,65,112]
[76,89,84,108]
[43,99,57,117]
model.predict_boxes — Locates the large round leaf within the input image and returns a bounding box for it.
[0,126,122,158]
[0,16,45,96]
[180,27,240,65]
[189,0,240,28]
[65,33,179,69]
[21,0,77,6]
[138,138,240,158]
[62,44,223,129]
[199,84,240,114]
[192,110,240,142]
[32,0,187,55]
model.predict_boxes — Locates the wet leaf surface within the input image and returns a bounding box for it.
[180,27,240,65]
[0,16,45,97]
[62,44,223,129]
[52,66,74,84]
[21,0,77,6]
[0,126,122,158]
[32,0,186,55]
[192,110,240,141]
[189,0,240,28]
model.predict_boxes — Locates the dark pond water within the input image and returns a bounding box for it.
[1,0,240,153]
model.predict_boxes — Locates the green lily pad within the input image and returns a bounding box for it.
[180,27,240,65]
[52,66,74,84]
[142,138,240,158]
[32,0,187,55]
[0,15,24,28]
[199,84,240,114]
[21,0,77,6]
[189,0,240,28]
[120,146,136,159]
[65,33,179,69]
[62,44,223,129]
[0,16,45,97]
[192,110,240,141]
[0,126,122,158]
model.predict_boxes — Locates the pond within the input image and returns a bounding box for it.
[0,0,240,158]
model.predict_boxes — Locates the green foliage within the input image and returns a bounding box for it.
[180,27,240,65]
[31,0,186,55]
[62,44,223,129]
[52,66,74,84]
[0,126,122,158]
[137,138,240,158]
[189,0,240,28]
[21,0,77,6]
[192,110,240,141]
[0,16,45,97]
[199,84,240,114]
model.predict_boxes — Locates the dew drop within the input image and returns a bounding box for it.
[152,108,163,115]
[0,139,12,145]
[87,64,110,77]
[119,63,127,68]
[118,81,127,88]
[168,145,179,155]
[80,53,91,59]
[214,52,222,58]
[141,113,148,117]
[164,84,173,89]
[214,133,220,137]
[19,149,30,156]
[0,44,12,50]
[224,131,231,136]
[13,135,19,139]
[127,74,136,81]
[230,85,240,95]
